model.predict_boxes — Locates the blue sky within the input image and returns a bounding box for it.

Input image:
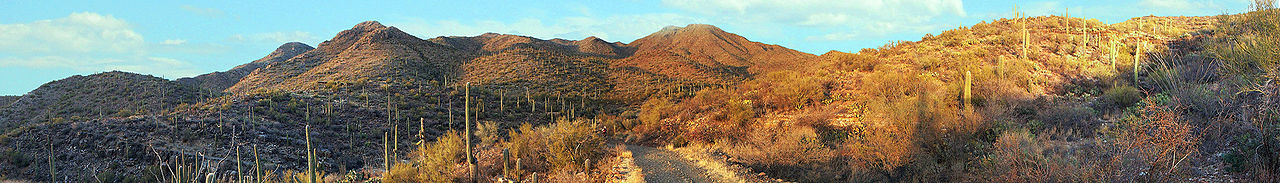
[0,0,1260,95]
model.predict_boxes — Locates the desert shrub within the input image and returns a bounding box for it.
[828,51,882,71]
[680,88,757,143]
[749,70,828,110]
[1103,96,1199,182]
[1036,105,1098,134]
[632,97,681,144]
[840,122,916,181]
[1207,3,1280,77]
[794,104,839,127]
[0,150,28,168]
[380,163,421,183]
[728,124,840,182]
[982,130,1047,181]
[505,123,548,175]
[1228,71,1280,180]
[1097,85,1142,110]
[541,119,605,172]
[475,121,501,145]
[388,130,465,182]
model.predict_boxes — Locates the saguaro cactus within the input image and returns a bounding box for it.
[465,82,476,182]
[305,124,316,183]
[963,70,972,109]
[254,145,261,183]
[1134,42,1144,83]
[383,132,389,172]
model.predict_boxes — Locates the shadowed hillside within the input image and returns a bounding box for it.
[0,71,209,132]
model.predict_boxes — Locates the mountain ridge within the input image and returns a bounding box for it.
[176,42,313,92]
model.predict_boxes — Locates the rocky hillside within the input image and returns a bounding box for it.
[0,71,208,131]
[177,42,314,92]
[623,24,813,78]
[0,21,816,182]
[624,14,1229,182]
[228,21,468,93]
[0,96,17,109]
[226,21,812,102]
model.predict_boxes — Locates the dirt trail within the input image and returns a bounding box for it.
[624,145,743,183]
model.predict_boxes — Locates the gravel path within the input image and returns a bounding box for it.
[626,145,732,183]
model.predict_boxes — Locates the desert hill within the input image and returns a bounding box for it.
[0,14,1243,181]
[0,71,208,137]
[176,42,314,92]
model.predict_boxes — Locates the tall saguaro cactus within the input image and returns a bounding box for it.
[305,124,316,183]
[383,132,389,172]
[1134,42,1144,83]
[465,82,476,182]
[963,70,972,109]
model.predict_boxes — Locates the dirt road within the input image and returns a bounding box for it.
[625,145,741,183]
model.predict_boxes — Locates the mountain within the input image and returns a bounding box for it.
[176,42,313,92]
[0,71,206,130]
[227,21,469,93]
[573,36,625,57]
[619,24,814,82]
[223,22,810,102]
[0,21,818,181]
[0,96,17,109]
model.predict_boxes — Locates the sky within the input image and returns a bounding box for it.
[0,0,1262,95]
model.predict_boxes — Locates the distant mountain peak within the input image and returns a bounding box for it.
[581,36,606,42]
[177,42,313,91]
[279,42,313,50]
[649,24,725,37]
[269,42,314,58]
[253,42,313,65]
[622,23,813,78]
[352,21,387,31]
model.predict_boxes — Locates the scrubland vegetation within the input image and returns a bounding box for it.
[3,1,1278,183]
[618,1,1279,182]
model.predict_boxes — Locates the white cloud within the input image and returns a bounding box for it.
[161,39,187,45]
[662,0,966,40]
[0,12,203,78]
[1137,0,1226,14]
[0,12,144,54]
[181,5,225,18]
[392,13,703,42]
[808,32,859,41]
[227,31,317,44]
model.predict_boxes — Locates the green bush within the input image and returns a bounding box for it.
[1206,7,1280,76]
[1,150,29,168]
[388,130,465,182]
[1098,85,1142,110]
[542,119,604,172]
